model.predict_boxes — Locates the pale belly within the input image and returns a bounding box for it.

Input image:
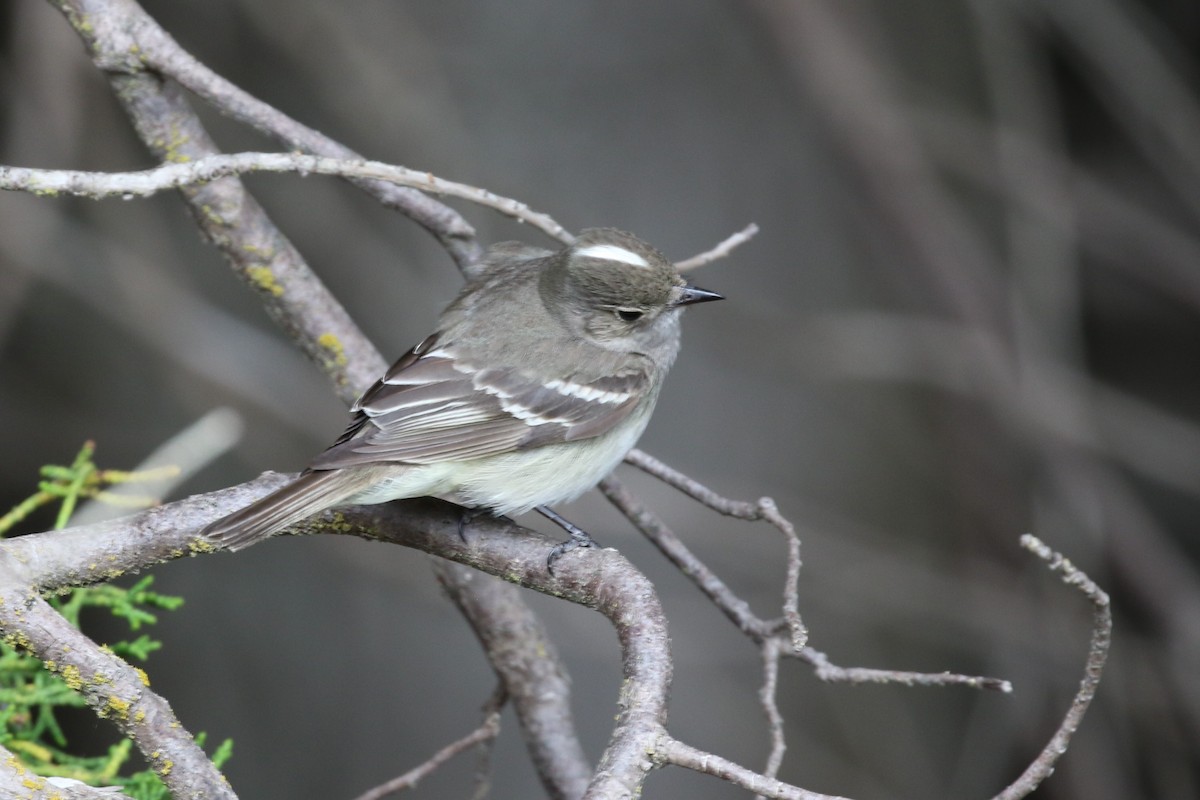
[453,414,649,514]
[342,410,650,515]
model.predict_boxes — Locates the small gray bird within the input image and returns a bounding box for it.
[202,228,722,566]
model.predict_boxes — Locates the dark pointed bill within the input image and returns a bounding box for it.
[675,285,724,306]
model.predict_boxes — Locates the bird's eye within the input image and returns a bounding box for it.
[616,309,644,323]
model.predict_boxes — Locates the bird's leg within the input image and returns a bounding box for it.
[536,505,599,574]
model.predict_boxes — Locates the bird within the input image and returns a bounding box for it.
[201,228,723,569]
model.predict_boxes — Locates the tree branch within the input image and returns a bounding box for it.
[675,223,760,271]
[42,6,593,791]
[658,736,851,800]
[0,154,572,246]
[0,744,132,799]
[992,534,1112,800]
[0,560,234,798]
[434,562,592,800]
[53,0,484,272]
[350,700,502,800]
[0,475,674,799]
[108,72,385,402]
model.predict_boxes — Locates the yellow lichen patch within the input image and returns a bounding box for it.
[106,695,132,720]
[198,204,224,226]
[246,265,284,297]
[160,125,192,164]
[242,242,272,257]
[158,760,174,777]
[60,665,83,691]
[317,332,348,369]
[4,753,25,775]
[135,667,151,687]
[328,510,360,533]
[135,709,146,723]
[3,631,31,650]
[188,538,217,555]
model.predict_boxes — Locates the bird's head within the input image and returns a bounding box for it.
[541,228,722,351]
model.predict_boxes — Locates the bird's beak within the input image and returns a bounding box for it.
[675,284,724,307]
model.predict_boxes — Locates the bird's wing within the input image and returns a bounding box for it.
[309,334,648,469]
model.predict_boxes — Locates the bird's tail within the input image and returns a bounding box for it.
[202,470,361,551]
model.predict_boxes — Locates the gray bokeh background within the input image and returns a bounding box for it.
[3,1,1199,798]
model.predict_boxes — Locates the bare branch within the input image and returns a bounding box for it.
[351,706,502,800]
[756,637,788,800]
[599,475,772,637]
[620,450,807,648]
[659,736,851,800]
[796,647,1013,692]
[0,154,571,245]
[320,504,673,800]
[55,0,483,271]
[675,223,759,271]
[603,467,1013,693]
[992,535,1112,800]
[435,562,591,799]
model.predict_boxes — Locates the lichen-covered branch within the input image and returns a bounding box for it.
[0,476,676,800]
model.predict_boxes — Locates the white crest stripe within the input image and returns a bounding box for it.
[575,244,650,268]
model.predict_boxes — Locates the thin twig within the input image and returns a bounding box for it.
[598,475,772,638]
[351,703,503,800]
[756,637,788,800]
[621,450,807,648]
[469,685,509,800]
[675,223,759,271]
[0,153,572,245]
[659,736,851,800]
[796,646,1013,692]
[992,534,1112,800]
[603,467,1013,693]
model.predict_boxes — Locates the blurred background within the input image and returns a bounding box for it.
[2,0,1198,797]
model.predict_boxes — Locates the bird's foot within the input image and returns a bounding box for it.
[536,505,599,575]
